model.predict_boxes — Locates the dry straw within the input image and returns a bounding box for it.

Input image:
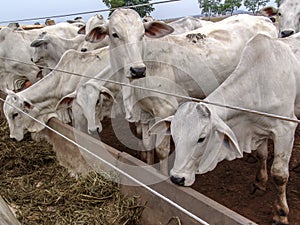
[0,118,144,225]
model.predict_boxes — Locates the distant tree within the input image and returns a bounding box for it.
[198,0,221,18]
[223,0,242,15]
[244,0,270,14]
[275,0,280,7]
[102,0,154,17]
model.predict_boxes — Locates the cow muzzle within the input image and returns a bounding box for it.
[170,176,185,186]
[130,66,146,79]
[170,169,196,186]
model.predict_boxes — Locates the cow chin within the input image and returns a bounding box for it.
[170,169,195,186]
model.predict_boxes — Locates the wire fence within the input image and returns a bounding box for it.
[0,94,210,225]
[0,0,181,24]
[0,56,299,125]
[0,1,298,223]
[0,1,211,223]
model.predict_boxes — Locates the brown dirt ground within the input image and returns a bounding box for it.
[99,118,300,225]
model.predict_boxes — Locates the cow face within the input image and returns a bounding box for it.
[79,14,109,52]
[56,84,115,135]
[85,9,174,81]
[278,0,300,37]
[3,93,35,141]
[149,102,242,186]
[260,0,300,38]
[30,33,50,67]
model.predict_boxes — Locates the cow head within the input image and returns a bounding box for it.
[3,91,39,141]
[79,14,110,52]
[149,102,242,186]
[56,84,115,135]
[260,0,300,38]
[30,31,71,69]
[30,32,50,66]
[85,9,174,81]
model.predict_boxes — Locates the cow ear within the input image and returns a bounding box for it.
[144,21,174,38]
[197,115,242,174]
[99,86,115,102]
[198,103,240,157]
[213,115,242,158]
[259,6,278,17]
[217,127,241,157]
[78,25,86,34]
[56,92,76,110]
[85,25,108,43]
[30,39,48,47]
[148,116,173,136]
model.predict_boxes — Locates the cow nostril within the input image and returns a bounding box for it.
[31,58,34,62]
[81,48,87,52]
[170,175,185,186]
[130,67,146,78]
[281,30,294,38]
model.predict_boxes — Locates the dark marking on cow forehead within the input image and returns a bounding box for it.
[186,33,206,44]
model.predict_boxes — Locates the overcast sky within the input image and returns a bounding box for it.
[0,0,276,25]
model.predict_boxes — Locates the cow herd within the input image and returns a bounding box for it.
[1,0,300,224]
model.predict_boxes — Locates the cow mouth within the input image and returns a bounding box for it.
[130,72,146,79]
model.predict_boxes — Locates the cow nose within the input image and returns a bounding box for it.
[281,30,294,38]
[170,175,185,186]
[81,48,87,52]
[130,66,146,79]
[88,127,101,135]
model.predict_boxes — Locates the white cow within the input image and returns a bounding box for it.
[79,14,109,52]
[142,16,213,34]
[149,33,300,225]
[168,16,213,35]
[85,9,277,174]
[0,22,81,92]
[55,65,118,136]
[7,22,23,31]
[260,0,300,37]
[66,16,85,27]
[30,31,85,69]
[3,47,110,141]
[30,14,109,73]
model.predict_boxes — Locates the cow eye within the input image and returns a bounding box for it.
[112,33,119,38]
[12,113,18,119]
[278,12,282,16]
[197,137,205,143]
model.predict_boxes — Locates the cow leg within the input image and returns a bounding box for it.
[251,139,268,194]
[271,131,295,225]
[155,135,170,175]
[140,122,155,165]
